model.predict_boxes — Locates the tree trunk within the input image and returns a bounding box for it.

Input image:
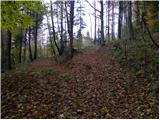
[69,1,75,57]
[100,1,104,45]
[128,1,134,40]
[118,1,123,40]
[46,14,56,55]
[28,27,33,61]
[142,2,158,48]
[34,13,38,59]
[65,1,75,58]
[89,13,92,39]
[94,0,96,44]
[57,4,60,44]
[23,29,27,61]
[60,2,64,55]
[19,28,23,63]
[7,30,12,69]
[50,0,60,55]
[111,1,115,40]
[108,1,110,41]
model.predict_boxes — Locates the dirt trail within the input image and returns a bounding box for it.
[1,47,158,119]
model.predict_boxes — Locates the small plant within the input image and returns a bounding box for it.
[40,68,57,76]
[60,73,70,81]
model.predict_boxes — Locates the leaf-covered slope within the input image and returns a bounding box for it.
[1,48,158,119]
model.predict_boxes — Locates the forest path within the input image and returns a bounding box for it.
[1,47,158,119]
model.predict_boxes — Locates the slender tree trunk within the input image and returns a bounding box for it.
[111,1,115,40]
[118,1,123,40]
[65,1,75,57]
[123,2,128,39]
[60,2,64,55]
[8,30,12,69]
[57,4,60,43]
[34,13,38,59]
[128,1,134,40]
[108,1,110,41]
[2,30,5,71]
[23,29,27,61]
[79,1,82,47]
[19,28,23,63]
[28,27,33,61]
[64,17,67,46]
[46,14,56,55]
[50,0,60,55]
[100,1,104,45]
[94,0,96,44]
[89,13,92,39]
[69,1,75,57]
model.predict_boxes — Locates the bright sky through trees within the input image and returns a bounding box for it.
[42,0,118,41]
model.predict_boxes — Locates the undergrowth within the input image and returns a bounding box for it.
[105,38,159,96]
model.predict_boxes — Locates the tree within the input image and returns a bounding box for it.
[7,30,12,69]
[65,1,75,58]
[46,13,56,56]
[23,29,28,61]
[107,1,110,41]
[118,1,123,40]
[141,1,158,48]
[1,1,45,70]
[128,1,134,40]
[75,0,86,48]
[34,13,38,59]
[133,1,158,48]
[94,0,97,43]
[28,27,33,61]
[100,1,105,45]
[111,1,115,40]
[60,1,64,55]
[50,0,60,55]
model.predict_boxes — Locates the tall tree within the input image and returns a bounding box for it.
[141,1,158,48]
[46,14,56,55]
[128,1,134,40]
[18,28,23,63]
[100,1,105,45]
[7,30,12,69]
[65,1,75,57]
[34,13,38,59]
[28,27,33,61]
[118,1,123,40]
[75,0,86,48]
[50,0,60,55]
[60,1,64,55]
[111,1,115,40]
[108,1,110,41]
[23,29,27,61]
[94,0,97,43]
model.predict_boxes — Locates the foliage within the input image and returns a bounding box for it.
[1,1,44,33]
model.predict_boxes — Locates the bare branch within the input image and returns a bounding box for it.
[85,0,100,13]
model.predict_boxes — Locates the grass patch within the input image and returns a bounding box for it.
[40,68,58,76]
[59,73,71,81]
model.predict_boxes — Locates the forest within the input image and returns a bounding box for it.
[1,0,159,119]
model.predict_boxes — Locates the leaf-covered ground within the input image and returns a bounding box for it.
[1,47,158,119]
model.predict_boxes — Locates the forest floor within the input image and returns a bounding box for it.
[1,47,158,119]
